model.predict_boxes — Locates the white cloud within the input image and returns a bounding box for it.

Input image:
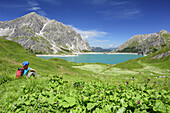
[97,9,141,19]
[108,44,116,48]
[71,26,107,40]
[93,39,109,42]
[41,0,62,5]
[29,7,41,11]
[37,11,46,16]
[28,1,39,6]
[68,25,119,48]
[27,0,46,16]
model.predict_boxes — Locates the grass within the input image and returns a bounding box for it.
[0,38,170,112]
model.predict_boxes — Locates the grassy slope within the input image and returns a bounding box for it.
[0,38,170,108]
[0,39,98,106]
[0,39,98,81]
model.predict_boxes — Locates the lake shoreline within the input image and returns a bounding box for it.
[36,52,139,57]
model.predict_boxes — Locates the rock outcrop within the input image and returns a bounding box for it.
[153,51,170,59]
[112,30,170,55]
[0,12,91,54]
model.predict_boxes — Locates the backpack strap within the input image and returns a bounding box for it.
[20,68,24,76]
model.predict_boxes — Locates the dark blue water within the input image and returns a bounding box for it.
[38,54,143,64]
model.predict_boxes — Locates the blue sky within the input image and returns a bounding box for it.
[0,0,170,48]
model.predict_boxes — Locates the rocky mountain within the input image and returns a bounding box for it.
[112,30,170,55]
[0,12,91,54]
[92,47,112,52]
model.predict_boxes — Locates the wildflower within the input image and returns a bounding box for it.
[89,96,91,99]
[154,81,157,84]
[81,86,83,88]
[56,102,59,104]
[132,77,134,79]
[38,105,40,107]
[137,100,140,104]
[131,95,133,97]
[82,97,84,99]
[38,99,40,101]
[77,83,79,86]
[148,79,150,81]
[152,92,154,94]
[77,107,79,110]
[94,89,96,91]
[155,98,157,100]
[126,81,128,85]
[50,88,51,89]
[85,91,87,93]
[139,87,141,90]
[121,88,123,91]
[102,97,104,99]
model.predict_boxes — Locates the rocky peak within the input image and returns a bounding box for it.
[158,29,169,35]
[112,30,169,55]
[0,12,91,54]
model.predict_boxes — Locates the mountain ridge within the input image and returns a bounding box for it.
[0,12,91,54]
[112,30,170,57]
[91,47,113,52]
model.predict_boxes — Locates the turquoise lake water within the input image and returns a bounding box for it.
[38,54,143,64]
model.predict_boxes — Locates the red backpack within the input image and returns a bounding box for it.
[16,68,24,78]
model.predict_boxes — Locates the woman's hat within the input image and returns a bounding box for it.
[23,61,29,66]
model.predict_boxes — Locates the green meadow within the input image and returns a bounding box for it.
[0,38,169,112]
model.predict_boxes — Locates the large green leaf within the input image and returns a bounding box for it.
[153,100,166,112]
[64,96,76,107]
[141,104,149,110]
[134,108,141,113]
[105,105,113,111]
[46,96,56,104]
[87,103,97,111]
[62,102,70,108]
[117,107,125,113]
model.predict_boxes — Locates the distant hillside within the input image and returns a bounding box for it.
[0,12,91,54]
[112,30,170,56]
[92,47,113,52]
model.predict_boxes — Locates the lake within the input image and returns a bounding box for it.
[38,54,143,64]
